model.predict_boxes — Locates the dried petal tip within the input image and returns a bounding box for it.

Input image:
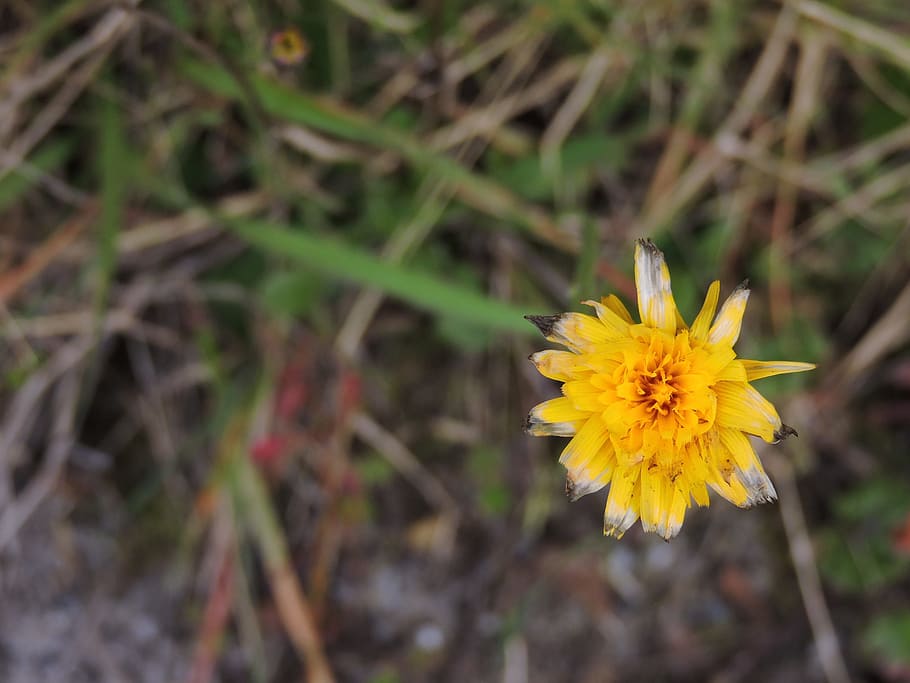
[772,424,798,443]
[565,471,607,502]
[635,237,660,253]
[525,314,561,337]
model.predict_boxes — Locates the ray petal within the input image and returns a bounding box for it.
[562,380,605,412]
[690,280,720,341]
[559,414,609,472]
[601,294,633,323]
[714,381,782,443]
[526,312,620,351]
[525,419,581,437]
[638,465,666,533]
[741,360,817,381]
[634,239,678,333]
[581,299,631,337]
[706,452,750,507]
[707,282,750,347]
[736,466,777,506]
[529,349,583,382]
[656,486,689,540]
[526,397,587,436]
[565,440,616,502]
[717,429,778,506]
[716,359,747,382]
[604,466,640,537]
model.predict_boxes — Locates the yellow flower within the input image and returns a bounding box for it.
[525,239,815,540]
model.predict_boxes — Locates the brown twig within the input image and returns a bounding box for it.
[186,508,235,683]
[769,27,828,331]
[0,368,80,550]
[766,446,851,683]
[635,4,798,237]
[351,411,459,514]
[231,421,335,683]
[827,276,910,393]
[0,202,98,305]
[0,1,138,147]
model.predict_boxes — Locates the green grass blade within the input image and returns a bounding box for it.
[224,217,535,335]
[330,0,418,34]
[572,217,599,305]
[179,59,567,246]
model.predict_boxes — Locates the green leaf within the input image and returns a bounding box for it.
[225,218,535,334]
[864,611,910,665]
[330,0,418,34]
[572,217,599,304]
[357,455,395,486]
[492,134,627,201]
[259,270,327,317]
[835,479,910,524]
[468,447,511,518]
[434,317,492,352]
[819,479,910,592]
[819,528,910,592]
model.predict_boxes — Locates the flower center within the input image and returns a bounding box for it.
[641,374,676,414]
[602,327,717,455]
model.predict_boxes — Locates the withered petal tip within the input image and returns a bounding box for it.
[773,424,798,442]
[525,314,560,337]
[636,237,660,253]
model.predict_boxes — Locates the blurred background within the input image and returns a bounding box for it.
[2,1,910,681]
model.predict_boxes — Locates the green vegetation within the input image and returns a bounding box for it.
[2,1,910,681]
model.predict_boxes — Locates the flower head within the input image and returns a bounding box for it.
[269,28,309,66]
[525,239,814,540]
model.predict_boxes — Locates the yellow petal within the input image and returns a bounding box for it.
[707,282,750,347]
[736,467,777,506]
[690,280,720,341]
[526,419,581,437]
[656,486,688,540]
[559,414,609,472]
[714,381,782,443]
[563,380,605,412]
[639,464,667,533]
[675,308,689,331]
[690,481,710,507]
[706,448,750,506]
[634,239,678,333]
[566,465,611,501]
[717,429,777,506]
[708,469,749,507]
[601,294,633,323]
[604,466,640,537]
[529,349,583,382]
[701,346,737,376]
[525,312,619,351]
[716,359,747,382]
[581,299,631,337]
[565,440,616,502]
[526,397,586,436]
[742,360,816,381]
[718,428,757,471]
